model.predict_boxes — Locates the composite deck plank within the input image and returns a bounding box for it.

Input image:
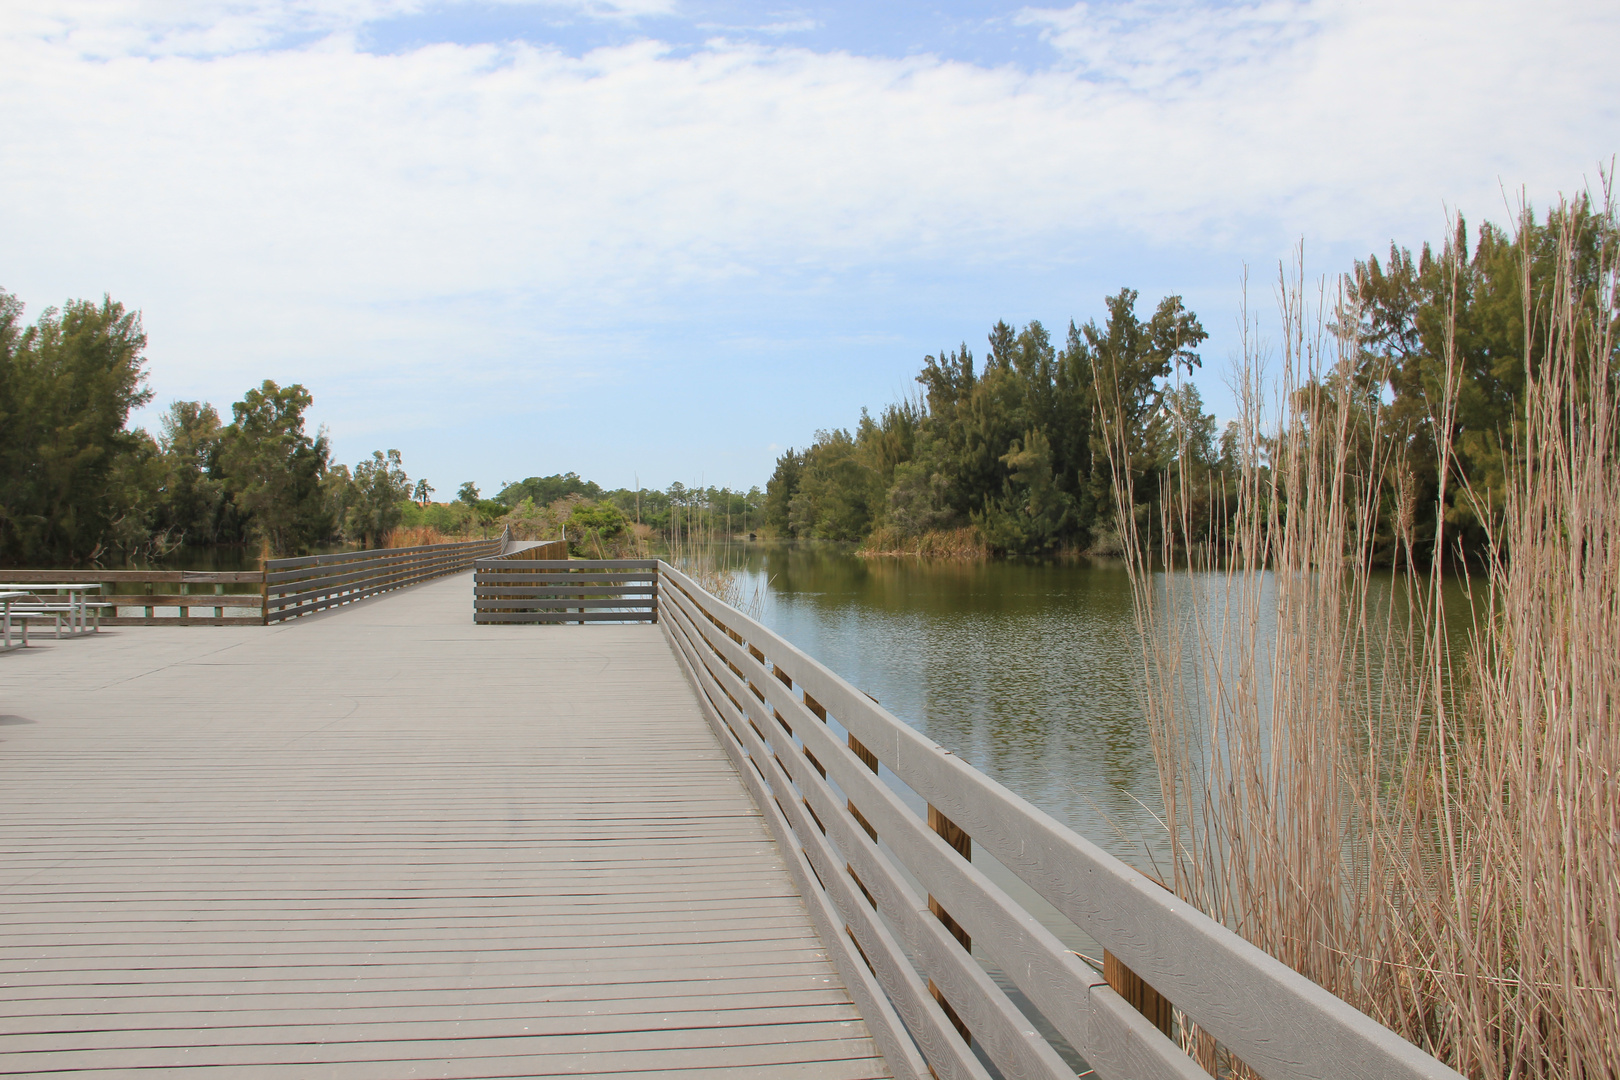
[0,989,863,1026]
[0,573,890,1078]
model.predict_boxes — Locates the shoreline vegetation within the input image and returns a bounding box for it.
[1105,192,1617,1077]
[856,524,990,559]
[766,197,1615,579]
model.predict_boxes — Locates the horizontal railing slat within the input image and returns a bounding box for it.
[0,570,261,585]
[99,615,259,626]
[265,536,502,623]
[475,598,655,610]
[662,583,1076,1080]
[472,558,657,570]
[0,569,184,584]
[471,572,656,584]
[471,548,656,625]
[474,585,654,598]
[104,594,263,608]
[475,610,658,624]
[658,575,1193,1079]
[661,595,943,1080]
[654,560,1464,1080]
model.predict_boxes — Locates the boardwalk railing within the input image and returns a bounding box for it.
[0,569,264,625]
[473,557,657,624]
[657,560,1463,1080]
[266,533,506,623]
[492,538,569,561]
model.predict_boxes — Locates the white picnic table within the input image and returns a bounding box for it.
[0,590,31,651]
[0,583,106,640]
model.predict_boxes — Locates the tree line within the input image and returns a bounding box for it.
[764,287,1209,555]
[765,199,1617,560]
[490,473,764,553]
[0,289,422,566]
[9,199,1604,567]
[0,287,769,567]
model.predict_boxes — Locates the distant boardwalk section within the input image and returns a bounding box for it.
[0,573,890,1078]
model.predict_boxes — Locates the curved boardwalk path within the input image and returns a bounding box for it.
[0,573,890,1079]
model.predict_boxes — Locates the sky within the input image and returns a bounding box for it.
[3,1,1616,497]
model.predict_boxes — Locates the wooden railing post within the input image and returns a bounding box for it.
[927,804,973,1043]
[1104,950,1174,1036]
[1102,863,1175,1036]
[845,729,881,844]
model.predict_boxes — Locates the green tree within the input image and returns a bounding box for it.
[105,429,170,560]
[155,400,229,546]
[1087,289,1209,520]
[218,380,333,556]
[569,502,627,537]
[787,429,885,540]
[566,501,628,554]
[976,427,1072,553]
[457,481,480,504]
[764,450,805,535]
[0,291,152,565]
[1350,199,1618,561]
[348,449,410,547]
[497,472,603,508]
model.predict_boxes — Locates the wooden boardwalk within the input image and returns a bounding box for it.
[0,573,891,1079]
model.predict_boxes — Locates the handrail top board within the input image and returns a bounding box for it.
[0,569,262,584]
[267,538,501,571]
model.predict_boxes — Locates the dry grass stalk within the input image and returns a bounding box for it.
[1421,190,1619,1076]
[1098,189,1618,1078]
[858,524,989,559]
[666,507,766,619]
[384,524,464,547]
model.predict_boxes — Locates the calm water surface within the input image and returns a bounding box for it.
[708,541,1170,876]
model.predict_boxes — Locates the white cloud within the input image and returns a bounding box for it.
[1,0,1615,483]
[1017,0,1316,92]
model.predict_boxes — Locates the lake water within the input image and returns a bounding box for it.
[709,541,1169,871]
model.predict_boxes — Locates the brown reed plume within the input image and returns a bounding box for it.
[1096,185,1618,1078]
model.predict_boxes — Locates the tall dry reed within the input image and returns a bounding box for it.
[665,502,767,619]
[1098,190,1618,1078]
[858,524,989,559]
[383,524,465,547]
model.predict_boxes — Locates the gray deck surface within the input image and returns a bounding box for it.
[0,573,890,1079]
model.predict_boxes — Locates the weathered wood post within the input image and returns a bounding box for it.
[1104,951,1173,1035]
[927,804,973,1042]
[1104,865,1175,1035]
